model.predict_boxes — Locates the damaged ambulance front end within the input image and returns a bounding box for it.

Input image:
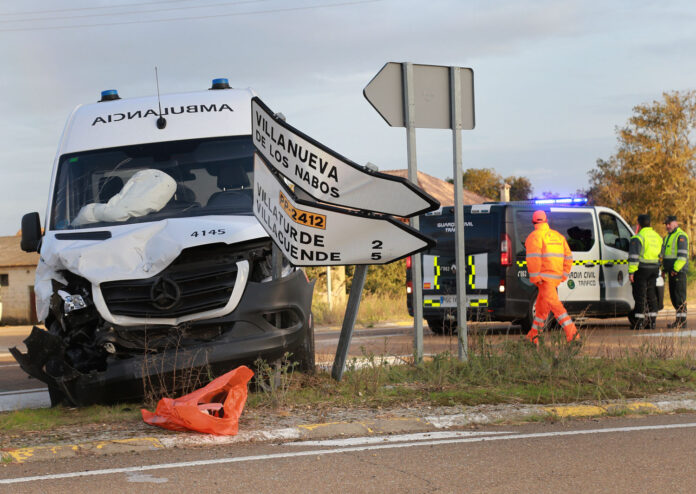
[13,82,314,406]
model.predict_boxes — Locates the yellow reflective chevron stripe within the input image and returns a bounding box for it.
[467,255,475,289]
[433,256,441,289]
[516,259,628,267]
[423,297,488,308]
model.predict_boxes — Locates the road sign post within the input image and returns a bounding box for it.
[402,63,424,363]
[364,62,475,362]
[331,264,368,381]
[450,67,468,360]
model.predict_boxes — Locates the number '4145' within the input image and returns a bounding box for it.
[191,229,226,237]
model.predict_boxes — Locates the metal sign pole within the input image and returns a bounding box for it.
[403,62,424,363]
[450,67,468,361]
[331,265,368,381]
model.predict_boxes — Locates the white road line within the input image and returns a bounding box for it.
[285,430,514,447]
[3,422,696,485]
[0,388,50,412]
[0,363,19,368]
[0,388,48,396]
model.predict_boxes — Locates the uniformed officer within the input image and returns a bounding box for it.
[662,215,689,328]
[628,214,662,329]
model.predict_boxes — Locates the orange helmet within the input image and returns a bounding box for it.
[532,210,547,224]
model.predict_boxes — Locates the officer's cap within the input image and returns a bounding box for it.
[664,215,678,224]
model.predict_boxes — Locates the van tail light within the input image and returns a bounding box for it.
[500,233,512,266]
[407,280,413,294]
[406,256,412,269]
[499,279,506,293]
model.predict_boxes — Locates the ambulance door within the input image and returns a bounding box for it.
[549,208,601,303]
[597,210,633,308]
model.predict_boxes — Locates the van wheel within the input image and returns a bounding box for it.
[426,318,444,334]
[295,315,315,374]
[517,303,534,333]
[427,318,456,335]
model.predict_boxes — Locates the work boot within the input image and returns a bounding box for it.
[564,326,579,343]
[667,319,686,329]
[632,317,645,330]
[526,328,539,346]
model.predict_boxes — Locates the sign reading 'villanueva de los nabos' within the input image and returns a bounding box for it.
[251,97,438,266]
[251,97,438,218]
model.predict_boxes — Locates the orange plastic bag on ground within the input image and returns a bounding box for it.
[141,365,254,435]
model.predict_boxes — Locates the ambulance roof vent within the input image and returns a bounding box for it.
[210,78,231,90]
[99,89,121,102]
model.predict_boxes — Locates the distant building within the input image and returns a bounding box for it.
[382,170,491,207]
[0,235,40,325]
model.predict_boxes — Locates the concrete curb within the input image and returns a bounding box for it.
[4,396,696,464]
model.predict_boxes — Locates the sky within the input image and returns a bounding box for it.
[1,0,696,236]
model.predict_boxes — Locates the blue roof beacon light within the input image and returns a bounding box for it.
[99,89,120,102]
[210,78,231,90]
[532,197,588,206]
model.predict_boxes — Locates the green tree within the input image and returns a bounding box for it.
[458,168,534,200]
[461,168,501,199]
[505,176,533,201]
[588,90,696,252]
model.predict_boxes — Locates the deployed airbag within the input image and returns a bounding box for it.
[141,365,254,435]
[73,169,177,226]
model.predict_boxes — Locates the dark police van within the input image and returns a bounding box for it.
[407,199,663,333]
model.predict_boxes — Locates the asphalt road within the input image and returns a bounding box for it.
[3,413,696,492]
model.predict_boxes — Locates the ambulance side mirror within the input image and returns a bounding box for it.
[21,212,42,253]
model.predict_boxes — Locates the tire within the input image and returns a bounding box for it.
[295,314,315,374]
[517,305,534,333]
[426,318,444,334]
[427,318,456,335]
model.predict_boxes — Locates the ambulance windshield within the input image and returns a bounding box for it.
[50,136,255,230]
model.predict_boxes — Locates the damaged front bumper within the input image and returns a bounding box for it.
[11,269,314,406]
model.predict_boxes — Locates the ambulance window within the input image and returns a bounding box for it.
[599,212,632,252]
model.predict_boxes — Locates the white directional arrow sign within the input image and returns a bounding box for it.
[253,154,434,266]
[363,62,475,129]
[251,97,438,218]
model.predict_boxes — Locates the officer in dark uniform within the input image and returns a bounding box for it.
[662,215,689,328]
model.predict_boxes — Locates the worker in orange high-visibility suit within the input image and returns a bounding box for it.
[525,210,579,345]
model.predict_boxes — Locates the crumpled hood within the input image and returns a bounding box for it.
[35,215,267,321]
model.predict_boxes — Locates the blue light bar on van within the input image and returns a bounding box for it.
[533,197,587,205]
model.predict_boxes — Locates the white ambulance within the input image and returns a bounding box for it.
[14,79,315,406]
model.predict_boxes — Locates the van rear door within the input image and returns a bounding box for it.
[419,205,502,309]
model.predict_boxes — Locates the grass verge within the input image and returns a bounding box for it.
[0,404,140,433]
[249,333,696,410]
[311,292,410,327]
[3,332,696,435]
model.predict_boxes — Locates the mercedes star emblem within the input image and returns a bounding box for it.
[150,276,181,310]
